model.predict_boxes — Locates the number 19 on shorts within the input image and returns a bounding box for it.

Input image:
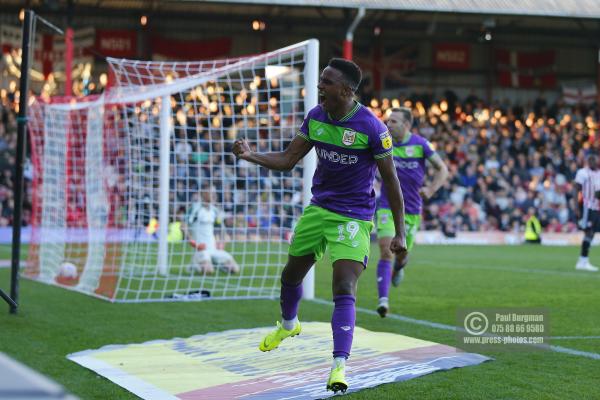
[337,221,360,248]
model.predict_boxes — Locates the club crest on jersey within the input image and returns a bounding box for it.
[405,146,415,157]
[380,131,393,150]
[342,129,356,146]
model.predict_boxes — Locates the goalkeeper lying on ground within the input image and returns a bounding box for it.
[182,189,240,275]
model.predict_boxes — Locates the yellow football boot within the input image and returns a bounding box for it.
[258,321,301,352]
[326,359,348,393]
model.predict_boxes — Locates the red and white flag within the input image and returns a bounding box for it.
[495,49,556,88]
[563,84,597,105]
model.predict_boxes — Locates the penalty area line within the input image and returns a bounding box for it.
[309,298,600,360]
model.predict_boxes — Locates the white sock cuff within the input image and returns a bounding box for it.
[332,357,346,369]
[282,316,298,330]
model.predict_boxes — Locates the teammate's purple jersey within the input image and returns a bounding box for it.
[297,103,393,221]
[378,134,435,215]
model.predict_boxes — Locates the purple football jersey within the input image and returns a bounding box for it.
[297,103,392,221]
[378,134,435,215]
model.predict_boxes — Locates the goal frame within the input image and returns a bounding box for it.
[26,39,319,302]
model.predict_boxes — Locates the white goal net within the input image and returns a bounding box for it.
[25,40,319,302]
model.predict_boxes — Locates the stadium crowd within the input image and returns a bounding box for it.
[0,83,598,234]
[367,91,597,234]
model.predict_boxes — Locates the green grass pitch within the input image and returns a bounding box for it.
[0,244,599,399]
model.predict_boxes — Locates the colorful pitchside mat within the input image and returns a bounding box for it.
[68,322,491,399]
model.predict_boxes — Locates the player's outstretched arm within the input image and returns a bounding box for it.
[232,136,313,171]
[420,153,449,200]
[376,155,408,255]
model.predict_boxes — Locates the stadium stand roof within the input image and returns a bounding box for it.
[196,0,600,19]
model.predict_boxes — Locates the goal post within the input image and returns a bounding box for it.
[25,39,319,302]
[301,39,319,300]
[158,94,171,276]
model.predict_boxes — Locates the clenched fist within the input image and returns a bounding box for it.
[232,138,251,159]
[390,234,407,257]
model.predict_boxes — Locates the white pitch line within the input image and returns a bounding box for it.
[549,345,600,359]
[0,260,25,268]
[311,297,459,330]
[309,298,600,360]
[425,263,600,279]
[550,336,600,340]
